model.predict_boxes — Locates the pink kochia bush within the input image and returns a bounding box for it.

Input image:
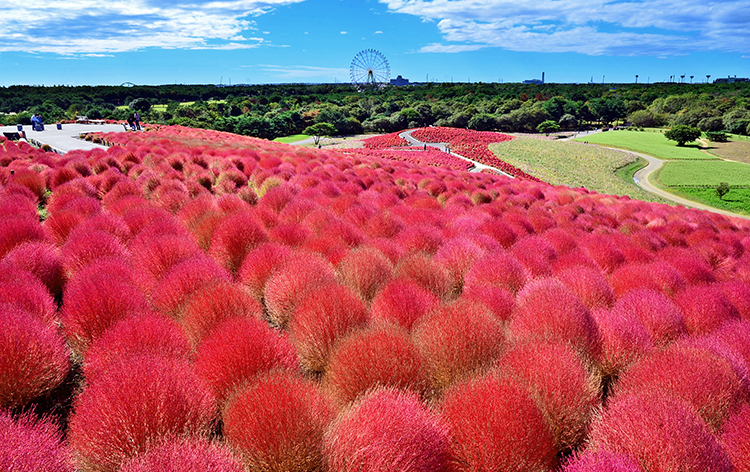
[561,451,642,472]
[223,371,334,472]
[721,404,750,472]
[119,437,244,472]
[324,388,450,472]
[440,373,558,472]
[587,392,734,472]
[370,278,439,330]
[0,410,72,472]
[68,355,216,472]
[0,308,70,409]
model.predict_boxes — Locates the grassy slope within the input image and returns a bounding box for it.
[490,137,666,203]
[673,187,750,216]
[273,134,310,144]
[572,129,718,160]
[658,160,750,186]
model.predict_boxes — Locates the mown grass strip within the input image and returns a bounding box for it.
[573,129,717,161]
[658,160,750,186]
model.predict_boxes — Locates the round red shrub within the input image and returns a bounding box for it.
[195,316,298,404]
[610,289,687,346]
[264,252,337,328]
[719,281,750,320]
[497,341,601,452]
[324,388,450,472]
[588,392,733,472]
[0,410,71,472]
[119,437,244,472]
[61,228,130,277]
[433,237,485,294]
[592,307,654,379]
[83,313,191,382]
[209,211,268,274]
[440,373,557,472]
[223,371,333,472]
[463,251,528,295]
[395,253,454,300]
[324,324,428,406]
[2,242,66,296]
[578,234,626,273]
[612,344,746,430]
[68,355,216,472]
[0,308,70,409]
[43,210,87,245]
[10,168,46,200]
[509,278,600,358]
[288,283,369,374]
[0,217,47,259]
[461,282,516,322]
[673,285,740,335]
[370,278,440,330]
[608,261,686,297]
[558,265,615,310]
[561,451,642,472]
[336,246,394,302]
[721,404,750,472]
[237,242,293,301]
[413,299,504,394]
[149,254,231,316]
[510,235,557,277]
[0,264,57,326]
[661,247,717,285]
[128,233,202,292]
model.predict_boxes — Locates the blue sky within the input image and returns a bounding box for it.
[1,0,748,86]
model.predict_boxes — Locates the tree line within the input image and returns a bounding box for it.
[1,82,749,139]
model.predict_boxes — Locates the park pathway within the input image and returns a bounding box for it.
[1,123,128,154]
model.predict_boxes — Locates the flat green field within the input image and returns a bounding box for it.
[273,134,310,144]
[658,160,750,186]
[573,129,717,160]
[669,187,750,216]
[490,137,666,203]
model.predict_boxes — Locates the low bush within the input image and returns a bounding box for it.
[2,242,66,296]
[370,278,440,330]
[336,246,394,302]
[119,437,244,472]
[610,289,687,346]
[721,404,750,472]
[0,410,72,472]
[208,211,268,274]
[561,451,642,472]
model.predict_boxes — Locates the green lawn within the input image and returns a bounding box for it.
[573,129,718,160]
[658,160,750,186]
[273,134,311,144]
[668,187,750,216]
[490,137,666,203]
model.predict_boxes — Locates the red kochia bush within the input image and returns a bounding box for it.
[68,355,216,472]
[0,410,72,472]
[608,261,686,297]
[673,285,740,335]
[587,392,733,472]
[395,253,454,300]
[223,371,334,472]
[370,278,440,330]
[558,265,616,310]
[461,282,516,322]
[463,251,528,295]
[612,344,746,430]
[128,234,202,292]
[324,388,450,472]
[413,300,505,394]
[0,308,70,409]
[497,341,601,452]
[119,437,244,472]
[238,242,293,301]
[610,289,687,346]
[2,242,66,296]
[721,404,750,472]
[179,281,264,346]
[324,324,429,406]
[0,264,58,326]
[336,246,394,302]
[264,252,337,328]
[440,373,558,472]
[509,278,600,358]
[61,228,130,277]
[288,283,369,374]
[149,254,231,316]
[195,317,299,404]
[0,217,48,258]
[561,451,642,472]
[62,258,151,353]
[209,211,268,274]
[83,313,191,382]
[592,307,654,379]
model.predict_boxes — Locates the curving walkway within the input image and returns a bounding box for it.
[1,123,129,154]
[398,130,513,177]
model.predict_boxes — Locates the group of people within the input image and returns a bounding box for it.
[30,113,44,131]
[126,112,141,131]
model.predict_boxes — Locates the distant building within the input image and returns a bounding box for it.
[714,76,750,83]
[523,72,545,85]
[390,75,409,86]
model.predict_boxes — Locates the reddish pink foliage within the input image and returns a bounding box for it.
[68,355,216,472]
[179,281,263,346]
[128,233,202,292]
[510,235,557,277]
[673,285,740,335]
[708,320,750,371]
[558,265,615,310]
[463,251,528,295]
[0,216,48,258]
[509,278,600,358]
[264,252,337,328]
[0,264,58,325]
[561,451,642,472]
[61,228,130,276]
[2,242,66,296]
[288,283,369,373]
[9,168,46,199]
[43,210,87,245]
[610,289,687,346]
[440,373,558,472]
[592,308,654,379]
[61,258,151,352]
[413,299,504,393]
[608,261,686,297]
[461,282,516,322]
[395,253,454,300]
[0,410,72,472]
[83,313,191,382]
[237,242,293,301]
[612,344,747,430]
[370,278,440,330]
[0,308,70,409]
[195,316,299,403]
[336,246,394,302]
[719,281,750,320]
[661,247,717,285]
[361,132,410,149]
[721,404,750,472]
[223,371,333,472]
[324,324,429,406]
[324,388,450,472]
[149,254,231,315]
[208,211,268,274]
[588,392,733,472]
[119,437,244,472]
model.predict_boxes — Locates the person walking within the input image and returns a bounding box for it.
[134,111,141,130]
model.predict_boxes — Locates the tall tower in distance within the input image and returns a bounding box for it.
[542,72,545,84]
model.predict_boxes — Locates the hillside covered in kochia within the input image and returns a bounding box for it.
[2,81,750,139]
[2,126,750,471]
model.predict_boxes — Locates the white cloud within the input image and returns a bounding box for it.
[341,31,348,34]
[380,0,750,56]
[253,64,350,79]
[0,0,305,54]
[374,30,383,34]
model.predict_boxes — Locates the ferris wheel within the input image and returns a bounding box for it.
[350,49,391,87]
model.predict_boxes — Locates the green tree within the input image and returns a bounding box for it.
[536,120,561,135]
[716,182,730,200]
[467,113,497,131]
[129,98,152,112]
[304,122,337,145]
[664,125,702,146]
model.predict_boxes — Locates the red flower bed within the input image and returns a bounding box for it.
[361,131,409,149]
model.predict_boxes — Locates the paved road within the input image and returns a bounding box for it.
[1,123,129,153]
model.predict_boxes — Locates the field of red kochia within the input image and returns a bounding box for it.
[2,125,750,472]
